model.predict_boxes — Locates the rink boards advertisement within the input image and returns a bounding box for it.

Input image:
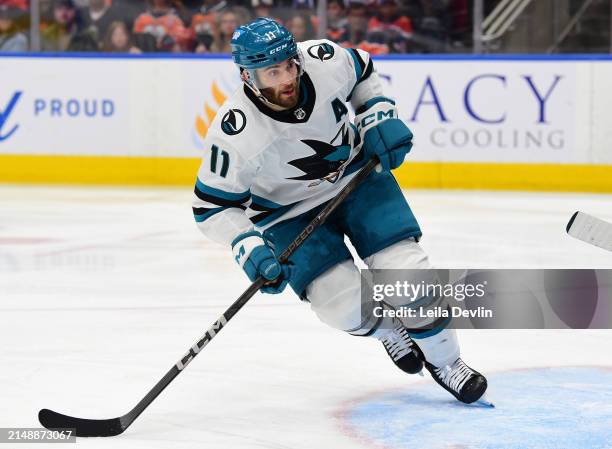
[0,54,611,190]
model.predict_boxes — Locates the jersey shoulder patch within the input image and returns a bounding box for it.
[219,108,247,136]
[305,41,335,61]
[299,39,354,102]
[300,39,339,63]
[206,90,274,160]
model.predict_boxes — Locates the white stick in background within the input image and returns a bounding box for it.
[566,212,612,252]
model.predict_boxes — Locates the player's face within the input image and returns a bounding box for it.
[257,58,300,109]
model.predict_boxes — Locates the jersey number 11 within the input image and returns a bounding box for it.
[211,145,230,178]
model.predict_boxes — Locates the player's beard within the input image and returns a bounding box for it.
[261,78,300,110]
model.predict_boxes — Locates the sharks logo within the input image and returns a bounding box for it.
[287,124,353,187]
[307,43,334,61]
[221,109,246,135]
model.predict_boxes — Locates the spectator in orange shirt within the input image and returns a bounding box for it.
[190,12,214,52]
[337,1,388,55]
[367,0,412,53]
[368,0,412,34]
[325,0,347,42]
[133,0,189,52]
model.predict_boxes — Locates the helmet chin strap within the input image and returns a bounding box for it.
[246,82,282,110]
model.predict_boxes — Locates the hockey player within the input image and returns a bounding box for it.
[193,17,488,405]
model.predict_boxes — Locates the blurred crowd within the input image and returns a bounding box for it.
[0,0,470,54]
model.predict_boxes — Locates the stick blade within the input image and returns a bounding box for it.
[566,211,580,233]
[566,211,612,252]
[38,408,126,437]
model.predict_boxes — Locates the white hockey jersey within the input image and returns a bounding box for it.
[193,39,384,246]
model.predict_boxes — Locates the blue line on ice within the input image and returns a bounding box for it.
[345,367,612,449]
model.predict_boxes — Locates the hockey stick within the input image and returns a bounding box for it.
[38,158,379,437]
[566,211,612,252]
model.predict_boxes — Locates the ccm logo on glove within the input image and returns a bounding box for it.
[355,97,413,172]
[355,108,396,131]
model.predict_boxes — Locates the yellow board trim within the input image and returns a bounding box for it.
[0,155,201,186]
[1,154,612,192]
[393,161,612,192]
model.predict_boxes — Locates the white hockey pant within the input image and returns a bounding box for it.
[305,238,459,368]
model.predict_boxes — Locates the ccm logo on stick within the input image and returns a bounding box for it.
[176,316,228,370]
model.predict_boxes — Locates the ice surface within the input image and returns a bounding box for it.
[1,185,611,449]
[345,367,612,449]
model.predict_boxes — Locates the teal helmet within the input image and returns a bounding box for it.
[231,17,297,69]
[231,17,304,97]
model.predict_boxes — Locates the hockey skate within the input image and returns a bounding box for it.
[425,358,493,407]
[380,322,424,375]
